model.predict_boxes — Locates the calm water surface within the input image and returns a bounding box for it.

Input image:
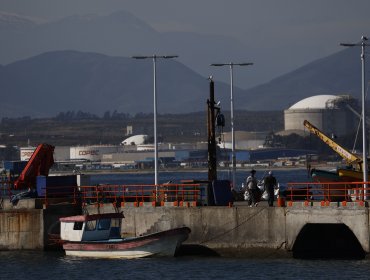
[4,169,365,279]
[1,251,370,280]
[88,168,311,187]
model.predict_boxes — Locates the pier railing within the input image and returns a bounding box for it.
[0,177,12,206]
[2,177,370,208]
[42,183,204,208]
[284,181,369,203]
[39,181,370,207]
[0,176,206,208]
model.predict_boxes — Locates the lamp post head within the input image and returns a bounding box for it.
[132,55,178,59]
[211,62,253,67]
[131,56,149,59]
[238,63,254,66]
[340,36,369,47]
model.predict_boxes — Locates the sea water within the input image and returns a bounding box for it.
[1,250,370,280]
[88,168,312,188]
[3,169,370,280]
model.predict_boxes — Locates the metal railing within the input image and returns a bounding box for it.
[0,175,205,208]
[3,176,369,207]
[79,183,201,204]
[0,176,13,201]
[284,181,368,202]
[42,183,203,208]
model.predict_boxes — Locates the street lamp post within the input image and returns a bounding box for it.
[210,62,253,190]
[340,36,369,196]
[132,55,178,186]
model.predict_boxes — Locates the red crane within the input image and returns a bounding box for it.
[14,143,55,189]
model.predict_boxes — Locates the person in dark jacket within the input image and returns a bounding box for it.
[264,171,277,207]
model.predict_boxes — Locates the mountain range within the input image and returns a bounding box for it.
[240,46,368,109]
[0,10,258,87]
[0,50,236,117]
[0,10,368,117]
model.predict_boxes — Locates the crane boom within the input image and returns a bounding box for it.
[14,143,55,189]
[303,120,362,168]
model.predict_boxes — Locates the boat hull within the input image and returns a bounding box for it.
[310,168,349,201]
[337,168,369,182]
[63,227,190,259]
[310,168,342,182]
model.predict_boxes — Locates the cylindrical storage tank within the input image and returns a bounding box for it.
[284,95,358,137]
[284,108,325,132]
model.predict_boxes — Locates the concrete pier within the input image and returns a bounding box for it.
[0,199,369,258]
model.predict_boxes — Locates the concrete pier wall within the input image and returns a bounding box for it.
[92,205,287,256]
[91,204,370,256]
[0,199,369,257]
[0,209,43,250]
[0,199,80,250]
[286,207,369,251]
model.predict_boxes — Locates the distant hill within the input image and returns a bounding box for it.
[0,111,284,148]
[0,45,368,117]
[241,47,368,110]
[0,50,237,117]
[0,9,368,111]
[0,10,258,88]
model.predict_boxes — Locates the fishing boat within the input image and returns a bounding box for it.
[310,168,342,182]
[59,212,191,259]
[309,167,354,201]
[337,168,370,182]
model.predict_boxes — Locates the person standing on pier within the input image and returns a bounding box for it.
[246,169,258,206]
[264,171,277,207]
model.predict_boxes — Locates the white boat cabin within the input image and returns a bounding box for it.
[60,212,124,242]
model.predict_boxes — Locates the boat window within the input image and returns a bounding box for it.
[73,222,83,230]
[98,219,111,230]
[85,220,96,231]
[111,218,120,228]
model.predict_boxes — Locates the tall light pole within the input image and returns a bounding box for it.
[132,55,178,186]
[340,36,369,195]
[210,62,253,190]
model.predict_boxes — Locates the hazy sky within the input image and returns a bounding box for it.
[1,0,370,86]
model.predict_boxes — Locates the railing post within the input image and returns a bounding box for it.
[44,184,48,208]
[306,185,309,201]
[73,187,76,205]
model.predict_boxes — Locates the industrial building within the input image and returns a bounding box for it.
[18,141,211,171]
[284,94,358,137]
[219,131,268,150]
[20,95,358,171]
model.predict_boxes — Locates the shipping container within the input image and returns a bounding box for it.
[3,160,27,175]
[36,175,77,197]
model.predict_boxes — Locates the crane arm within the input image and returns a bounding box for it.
[303,120,362,167]
[14,143,55,189]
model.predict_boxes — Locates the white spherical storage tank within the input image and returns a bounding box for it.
[284,95,358,136]
[121,135,148,146]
